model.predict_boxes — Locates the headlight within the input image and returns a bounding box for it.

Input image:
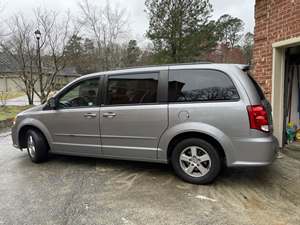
[12,116,17,125]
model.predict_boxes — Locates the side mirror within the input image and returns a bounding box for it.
[48,97,57,109]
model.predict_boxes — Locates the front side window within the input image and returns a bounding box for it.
[58,78,99,108]
[168,70,239,102]
[106,73,158,105]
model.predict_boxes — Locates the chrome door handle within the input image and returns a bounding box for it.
[84,113,97,118]
[103,112,116,118]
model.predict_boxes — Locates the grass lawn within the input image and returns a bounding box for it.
[0,105,32,121]
[1,91,25,100]
[7,91,25,99]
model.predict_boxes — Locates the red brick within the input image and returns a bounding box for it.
[253,0,300,100]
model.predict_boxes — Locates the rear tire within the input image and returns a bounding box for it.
[26,129,49,163]
[171,138,221,184]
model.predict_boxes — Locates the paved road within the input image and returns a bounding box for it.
[0,132,299,225]
[3,95,40,106]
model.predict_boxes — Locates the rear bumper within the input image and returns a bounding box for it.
[228,135,278,167]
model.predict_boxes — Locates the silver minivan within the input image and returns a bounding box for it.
[11,63,278,184]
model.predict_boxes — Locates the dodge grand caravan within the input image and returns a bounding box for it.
[12,63,278,184]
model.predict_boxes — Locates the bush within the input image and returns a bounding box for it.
[0,91,8,106]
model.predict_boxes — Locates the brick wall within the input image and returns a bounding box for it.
[253,0,300,100]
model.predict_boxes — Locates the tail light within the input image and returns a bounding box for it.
[247,105,270,132]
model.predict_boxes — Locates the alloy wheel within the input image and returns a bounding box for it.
[27,135,36,158]
[179,146,211,177]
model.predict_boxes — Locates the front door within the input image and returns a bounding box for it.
[42,77,101,156]
[100,72,168,160]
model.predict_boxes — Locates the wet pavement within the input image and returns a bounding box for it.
[0,131,299,225]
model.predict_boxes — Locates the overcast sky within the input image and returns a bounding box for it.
[2,0,255,43]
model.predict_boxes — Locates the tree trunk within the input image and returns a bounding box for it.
[26,93,33,105]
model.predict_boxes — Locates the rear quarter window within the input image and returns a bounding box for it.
[168,69,239,102]
[247,74,266,100]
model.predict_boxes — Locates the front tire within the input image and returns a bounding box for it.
[26,129,49,163]
[171,138,221,184]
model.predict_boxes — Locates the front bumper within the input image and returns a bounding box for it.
[11,125,20,149]
[229,135,278,167]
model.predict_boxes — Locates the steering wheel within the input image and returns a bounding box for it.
[58,96,88,108]
[70,96,89,106]
[58,101,72,108]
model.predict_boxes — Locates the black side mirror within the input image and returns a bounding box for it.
[48,97,57,109]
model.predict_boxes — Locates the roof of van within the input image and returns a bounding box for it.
[80,63,249,79]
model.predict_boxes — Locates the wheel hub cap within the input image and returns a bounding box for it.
[191,156,199,164]
[179,146,211,178]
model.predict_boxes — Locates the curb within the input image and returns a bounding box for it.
[0,131,11,137]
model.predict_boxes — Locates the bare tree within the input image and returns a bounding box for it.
[1,8,74,104]
[242,32,254,65]
[217,14,245,48]
[34,8,73,103]
[0,0,7,37]
[78,0,129,70]
[0,15,37,104]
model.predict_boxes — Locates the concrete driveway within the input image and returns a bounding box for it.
[0,131,299,225]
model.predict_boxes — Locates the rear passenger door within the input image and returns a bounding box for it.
[100,71,168,160]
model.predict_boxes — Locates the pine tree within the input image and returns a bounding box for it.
[145,0,217,63]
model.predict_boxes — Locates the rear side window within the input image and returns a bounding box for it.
[247,74,265,100]
[168,70,239,102]
[106,73,158,105]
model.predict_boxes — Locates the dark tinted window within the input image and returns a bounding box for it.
[58,78,99,108]
[106,73,158,105]
[168,70,239,102]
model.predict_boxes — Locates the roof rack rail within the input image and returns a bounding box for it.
[241,65,251,72]
[111,61,213,71]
